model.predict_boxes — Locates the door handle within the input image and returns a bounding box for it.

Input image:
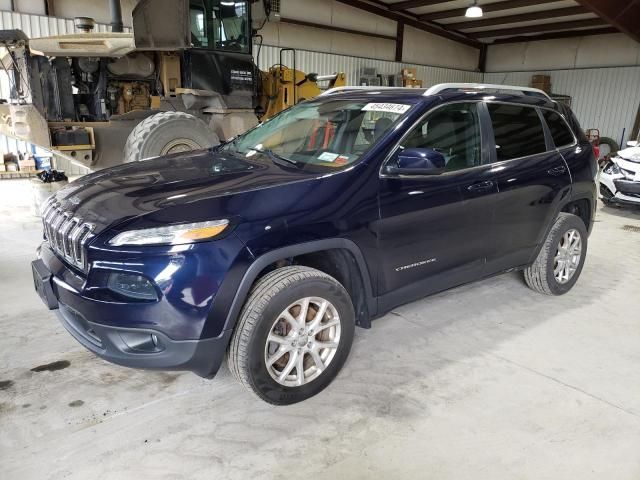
[467,180,494,193]
[547,165,567,176]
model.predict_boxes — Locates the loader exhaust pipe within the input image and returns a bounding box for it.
[110,0,124,33]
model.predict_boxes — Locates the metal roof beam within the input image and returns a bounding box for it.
[468,18,606,39]
[446,6,589,30]
[420,0,562,21]
[388,0,451,11]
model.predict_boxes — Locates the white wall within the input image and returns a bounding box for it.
[259,21,397,62]
[0,0,45,15]
[0,0,137,27]
[486,33,640,72]
[403,25,479,71]
[262,0,479,70]
[53,0,137,27]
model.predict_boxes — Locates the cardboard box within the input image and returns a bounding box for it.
[531,81,551,93]
[403,78,423,88]
[402,67,417,79]
[531,74,550,84]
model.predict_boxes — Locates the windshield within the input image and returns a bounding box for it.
[222,99,412,170]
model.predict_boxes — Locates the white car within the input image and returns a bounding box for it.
[599,141,640,207]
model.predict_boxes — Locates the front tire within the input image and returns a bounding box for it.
[228,266,355,405]
[124,112,218,162]
[524,213,588,295]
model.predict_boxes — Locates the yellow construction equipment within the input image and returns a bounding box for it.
[259,66,347,120]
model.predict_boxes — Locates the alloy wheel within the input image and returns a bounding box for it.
[554,228,582,284]
[264,297,341,387]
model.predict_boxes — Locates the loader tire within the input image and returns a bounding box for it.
[124,112,219,162]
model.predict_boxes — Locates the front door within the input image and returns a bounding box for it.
[376,102,496,311]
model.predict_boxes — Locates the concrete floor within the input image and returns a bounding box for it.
[1,178,639,480]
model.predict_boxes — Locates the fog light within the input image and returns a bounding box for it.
[119,331,163,352]
[107,272,158,301]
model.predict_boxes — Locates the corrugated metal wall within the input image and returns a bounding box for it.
[256,44,482,87]
[484,67,640,146]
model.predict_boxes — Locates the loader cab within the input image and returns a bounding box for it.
[189,0,251,53]
[133,0,256,106]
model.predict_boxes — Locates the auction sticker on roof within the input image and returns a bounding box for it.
[362,103,412,114]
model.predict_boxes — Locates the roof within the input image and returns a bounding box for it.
[340,0,640,47]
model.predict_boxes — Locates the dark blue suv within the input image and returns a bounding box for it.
[32,83,597,404]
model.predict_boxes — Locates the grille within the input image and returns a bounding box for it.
[41,200,94,271]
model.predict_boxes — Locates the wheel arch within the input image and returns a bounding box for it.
[528,193,595,265]
[222,239,376,334]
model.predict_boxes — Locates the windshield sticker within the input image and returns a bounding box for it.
[335,156,349,165]
[318,152,340,162]
[362,103,411,114]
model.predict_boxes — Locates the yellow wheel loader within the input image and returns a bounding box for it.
[0,0,345,170]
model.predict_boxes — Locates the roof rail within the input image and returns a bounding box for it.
[320,86,422,96]
[424,83,551,100]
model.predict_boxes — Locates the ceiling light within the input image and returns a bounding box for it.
[465,2,483,18]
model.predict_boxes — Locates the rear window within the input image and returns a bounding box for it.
[487,104,547,161]
[542,110,575,147]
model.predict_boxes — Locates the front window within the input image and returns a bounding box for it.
[223,99,412,171]
[189,0,250,53]
[397,102,482,172]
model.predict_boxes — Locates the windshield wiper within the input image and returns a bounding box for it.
[251,148,302,168]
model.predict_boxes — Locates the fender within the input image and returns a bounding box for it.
[527,188,595,265]
[220,238,376,334]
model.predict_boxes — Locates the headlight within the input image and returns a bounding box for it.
[603,162,621,175]
[109,220,229,246]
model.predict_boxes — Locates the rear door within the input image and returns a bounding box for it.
[376,101,497,310]
[484,103,572,273]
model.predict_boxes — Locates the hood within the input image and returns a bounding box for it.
[50,148,316,234]
[617,146,640,164]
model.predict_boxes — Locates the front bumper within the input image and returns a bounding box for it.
[32,234,250,377]
[56,302,231,378]
[613,178,640,197]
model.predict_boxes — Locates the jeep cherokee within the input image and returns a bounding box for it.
[32,83,597,404]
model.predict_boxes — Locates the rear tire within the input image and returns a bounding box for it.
[524,213,588,295]
[124,112,218,162]
[228,266,355,405]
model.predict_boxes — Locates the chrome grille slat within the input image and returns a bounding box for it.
[41,202,94,272]
[69,218,84,263]
[61,215,75,258]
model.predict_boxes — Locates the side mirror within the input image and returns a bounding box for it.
[387,148,446,175]
[627,141,638,148]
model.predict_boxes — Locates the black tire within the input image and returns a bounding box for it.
[598,137,619,160]
[227,266,355,405]
[123,111,219,162]
[524,213,588,295]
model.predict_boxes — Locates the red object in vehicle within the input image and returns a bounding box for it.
[308,121,335,150]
